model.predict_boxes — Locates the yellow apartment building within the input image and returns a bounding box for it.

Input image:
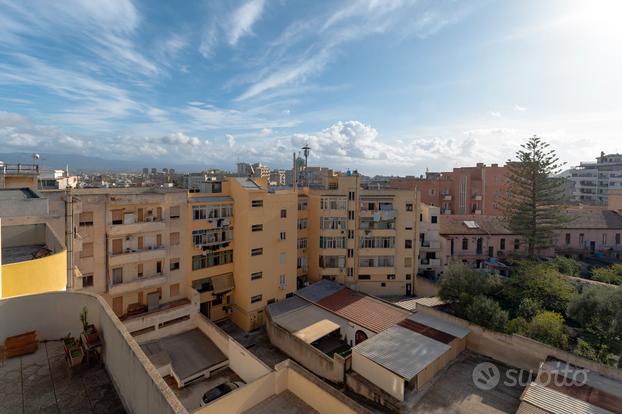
[302,174,421,296]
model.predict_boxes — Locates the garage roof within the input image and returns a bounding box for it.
[407,312,470,339]
[353,325,450,380]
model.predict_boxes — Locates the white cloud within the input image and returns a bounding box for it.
[490,111,502,117]
[514,104,527,112]
[228,0,265,46]
[160,132,202,146]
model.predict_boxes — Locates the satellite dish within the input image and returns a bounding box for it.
[32,153,40,161]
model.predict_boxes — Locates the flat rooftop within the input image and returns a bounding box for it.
[1,244,51,265]
[0,340,125,413]
[141,328,226,381]
[0,188,40,201]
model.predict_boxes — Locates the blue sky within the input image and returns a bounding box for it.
[1,0,621,175]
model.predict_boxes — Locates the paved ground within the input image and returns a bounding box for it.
[411,352,525,414]
[167,367,240,412]
[243,390,318,414]
[217,320,288,368]
[0,340,125,413]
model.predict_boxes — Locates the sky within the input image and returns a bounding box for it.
[1,0,621,175]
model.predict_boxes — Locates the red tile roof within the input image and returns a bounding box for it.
[317,288,410,333]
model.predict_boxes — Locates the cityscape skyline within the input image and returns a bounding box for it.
[2,0,622,175]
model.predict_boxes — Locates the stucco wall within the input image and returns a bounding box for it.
[1,249,67,298]
[351,351,405,401]
[265,310,347,383]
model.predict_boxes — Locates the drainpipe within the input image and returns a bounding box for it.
[65,188,74,290]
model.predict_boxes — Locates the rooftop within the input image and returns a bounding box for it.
[296,279,345,303]
[353,325,451,380]
[0,340,125,413]
[243,390,318,414]
[561,207,622,229]
[0,187,40,201]
[440,215,514,235]
[1,244,51,264]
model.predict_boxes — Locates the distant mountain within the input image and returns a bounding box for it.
[0,152,211,174]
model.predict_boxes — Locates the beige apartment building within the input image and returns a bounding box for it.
[302,174,421,296]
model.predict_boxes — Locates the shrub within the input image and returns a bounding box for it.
[526,311,568,349]
[573,338,597,360]
[517,297,542,320]
[590,265,622,285]
[550,256,580,276]
[507,317,529,335]
[439,264,502,317]
[465,295,508,332]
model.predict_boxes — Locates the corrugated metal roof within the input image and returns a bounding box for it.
[267,295,309,318]
[516,401,556,414]
[316,288,410,333]
[188,196,233,203]
[521,382,613,414]
[271,302,348,335]
[353,325,450,380]
[397,319,456,344]
[296,280,345,303]
[542,360,622,398]
[407,312,470,339]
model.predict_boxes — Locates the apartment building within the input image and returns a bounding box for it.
[566,151,622,204]
[302,174,420,296]
[418,204,443,277]
[389,163,508,215]
[188,177,297,331]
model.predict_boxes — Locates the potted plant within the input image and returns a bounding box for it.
[80,307,99,343]
[63,335,83,367]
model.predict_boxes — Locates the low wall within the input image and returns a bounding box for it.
[0,292,185,414]
[195,372,275,414]
[1,249,67,298]
[415,305,622,380]
[265,309,347,384]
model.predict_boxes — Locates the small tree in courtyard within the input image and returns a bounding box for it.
[503,135,569,259]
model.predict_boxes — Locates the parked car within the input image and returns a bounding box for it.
[200,381,244,406]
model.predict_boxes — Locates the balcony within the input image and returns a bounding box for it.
[108,245,167,266]
[109,273,168,295]
[122,298,194,335]
[108,219,166,236]
[472,194,483,201]
[420,258,441,267]
[420,240,441,249]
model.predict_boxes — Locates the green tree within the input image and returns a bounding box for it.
[517,297,542,320]
[573,339,597,361]
[527,311,568,349]
[567,286,622,354]
[465,295,509,331]
[503,136,569,258]
[550,256,581,276]
[590,265,622,285]
[439,264,502,317]
[507,317,529,335]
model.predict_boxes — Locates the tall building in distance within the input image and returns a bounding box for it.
[389,163,508,215]
[566,152,622,204]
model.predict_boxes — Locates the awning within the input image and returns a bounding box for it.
[212,273,234,294]
[73,266,83,278]
[293,319,341,343]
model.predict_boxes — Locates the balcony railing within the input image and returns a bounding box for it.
[0,163,39,174]
[109,273,168,295]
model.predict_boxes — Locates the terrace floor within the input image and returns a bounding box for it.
[217,319,288,368]
[0,340,125,413]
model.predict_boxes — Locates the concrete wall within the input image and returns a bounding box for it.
[0,291,186,414]
[265,310,347,383]
[196,372,275,414]
[416,305,622,381]
[351,351,405,401]
[1,249,67,298]
[414,275,439,297]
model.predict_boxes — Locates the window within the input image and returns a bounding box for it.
[156,261,162,273]
[251,248,263,256]
[514,239,520,250]
[404,257,412,268]
[348,210,355,220]
[500,238,506,250]
[319,255,346,268]
[320,197,347,210]
[81,242,94,258]
[297,256,308,271]
[405,240,413,249]
[297,219,308,230]
[82,274,93,288]
[462,238,469,250]
[252,199,263,207]
[406,274,411,280]
[79,212,94,226]
[381,282,386,287]
[387,274,396,280]
[170,206,180,219]
[358,274,371,280]
[602,233,608,245]
[406,203,413,212]
[431,215,438,224]
[112,267,123,285]
[252,224,263,232]
[212,294,223,305]
[279,274,286,287]
[579,233,584,244]
[348,230,354,239]
[192,229,233,246]
[359,256,394,267]
[192,204,233,220]
[347,248,354,258]
[419,214,423,222]
[616,233,621,245]
[170,232,180,246]
[280,232,286,240]
[192,250,233,270]
[137,263,143,277]
[251,272,263,280]
[319,236,347,249]
[320,217,346,230]
[170,258,180,271]
[298,199,308,210]
[565,233,571,245]
[280,252,286,265]
[267,298,276,305]
[170,283,180,297]
[297,238,308,249]
[251,294,263,304]
[280,209,287,218]
[111,209,123,225]
[347,267,353,277]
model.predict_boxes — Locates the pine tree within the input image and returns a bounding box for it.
[503,135,568,259]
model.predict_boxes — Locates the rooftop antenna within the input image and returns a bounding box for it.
[302,143,310,187]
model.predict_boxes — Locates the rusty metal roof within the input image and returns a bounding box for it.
[407,312,470,339]
[397,319,456,344]
[316,288,410,333]
[296,279,345,303]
